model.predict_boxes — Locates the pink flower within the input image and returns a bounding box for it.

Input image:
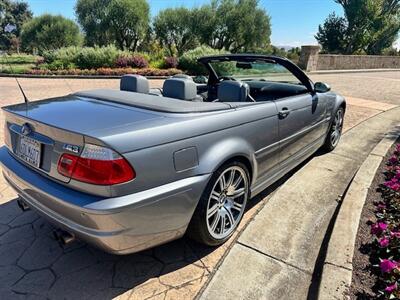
[389,155,399,165]
[390,231,400,238]
[380,259,397,273]
[384,178,400,191]
[379,237,390,248]
[385,282,397,293]
[371,222,388,235]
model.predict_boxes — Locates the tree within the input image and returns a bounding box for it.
[75,0,114,47]
[108,0,149,51]
[0,0,32,51]
[316,0,400,54]
[21,14,82,53]
[194,0,271,52]
[75,0,150,51]
[153,7,198,56]
[315,13,347,54]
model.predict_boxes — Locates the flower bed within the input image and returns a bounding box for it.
[25,67,182,77]
[351,142,400,299]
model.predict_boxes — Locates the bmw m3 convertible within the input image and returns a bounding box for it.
[0,54,345,254]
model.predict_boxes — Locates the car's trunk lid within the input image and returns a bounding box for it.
[2,95,164,186]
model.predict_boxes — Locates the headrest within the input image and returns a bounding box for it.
[218,81,249,102]
[163,78,197,100]
[172,74,193,81]
[120,75,149,94]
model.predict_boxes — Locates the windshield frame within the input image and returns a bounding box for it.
[198,54,314,92]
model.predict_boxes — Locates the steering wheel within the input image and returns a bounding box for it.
[219,76,237,82]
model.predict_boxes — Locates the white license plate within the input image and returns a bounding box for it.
[17,136,41,168]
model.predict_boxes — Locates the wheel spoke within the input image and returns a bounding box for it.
[232,201,243,212]
[225,207,235,226]
[220,214,226,234]
[219,175,227,191]
[227,170,235,187]
[210,212,220,232]
[210,190,220,202]
[232,176,242,189]
[207,204,219,219]
[232,188,245,198]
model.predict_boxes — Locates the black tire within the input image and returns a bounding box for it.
[187,161,250,246]
[322,107,344,152]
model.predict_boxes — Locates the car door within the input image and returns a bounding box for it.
[274,92,327,167]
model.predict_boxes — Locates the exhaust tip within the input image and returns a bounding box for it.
[17,198,30,211]
[53,229,75,246]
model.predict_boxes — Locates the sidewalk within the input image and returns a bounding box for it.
[200,107,400,299]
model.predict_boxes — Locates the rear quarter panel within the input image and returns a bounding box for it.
[110,102,279,197]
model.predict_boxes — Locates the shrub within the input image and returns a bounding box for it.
[115,56,129,68]
[42,45,122,69]
[130,55,148,68]
[164,57,178,68]
[42,46,81,65]
[179,45,229,75]
[27,67,182,76]
[115,54,149,68]
[75,45,121,69]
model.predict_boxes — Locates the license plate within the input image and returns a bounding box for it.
[17,136,41,168]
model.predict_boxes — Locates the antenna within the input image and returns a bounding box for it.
[4,24,29,104]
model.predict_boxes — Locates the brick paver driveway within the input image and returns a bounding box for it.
[0,71,398,299]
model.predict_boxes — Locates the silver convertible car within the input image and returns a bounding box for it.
[0,54,345,254]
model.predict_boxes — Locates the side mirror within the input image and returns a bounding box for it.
[314,82,331,93]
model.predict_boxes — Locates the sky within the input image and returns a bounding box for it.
[24,0,400,48]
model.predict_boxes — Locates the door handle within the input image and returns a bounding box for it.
[278,108,291,119]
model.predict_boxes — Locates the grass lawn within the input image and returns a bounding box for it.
[0,54,38,74]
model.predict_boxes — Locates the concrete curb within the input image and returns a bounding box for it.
[317,132,400,300]
[308,68,400,75]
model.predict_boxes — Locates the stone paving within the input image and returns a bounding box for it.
[0,71,398,299]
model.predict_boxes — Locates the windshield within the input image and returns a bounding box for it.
[209,60,302,84]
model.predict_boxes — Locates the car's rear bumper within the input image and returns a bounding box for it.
[0,147,210,254]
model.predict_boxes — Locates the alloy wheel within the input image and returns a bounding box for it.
[330,109,343,147]
[206,166,248,239]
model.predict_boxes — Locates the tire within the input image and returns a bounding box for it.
[187,161,250,246]
[322,107,344,152]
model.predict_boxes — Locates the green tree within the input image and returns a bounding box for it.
[153,7,198,56]
[316,0,400,54]
[108,0,149,51]
[315,13,348,54]
[21,14,82,53]
[75,0,150,51]
[195,0,271,52]
[0,0,32,52]
[75,0,114,47]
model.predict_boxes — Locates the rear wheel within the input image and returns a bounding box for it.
[322,107,344,152]
[187,161,249,246]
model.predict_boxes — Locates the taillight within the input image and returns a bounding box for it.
[58,144,135,185]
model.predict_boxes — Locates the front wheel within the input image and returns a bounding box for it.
[187,161,250,246]
[322,107,344,152]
